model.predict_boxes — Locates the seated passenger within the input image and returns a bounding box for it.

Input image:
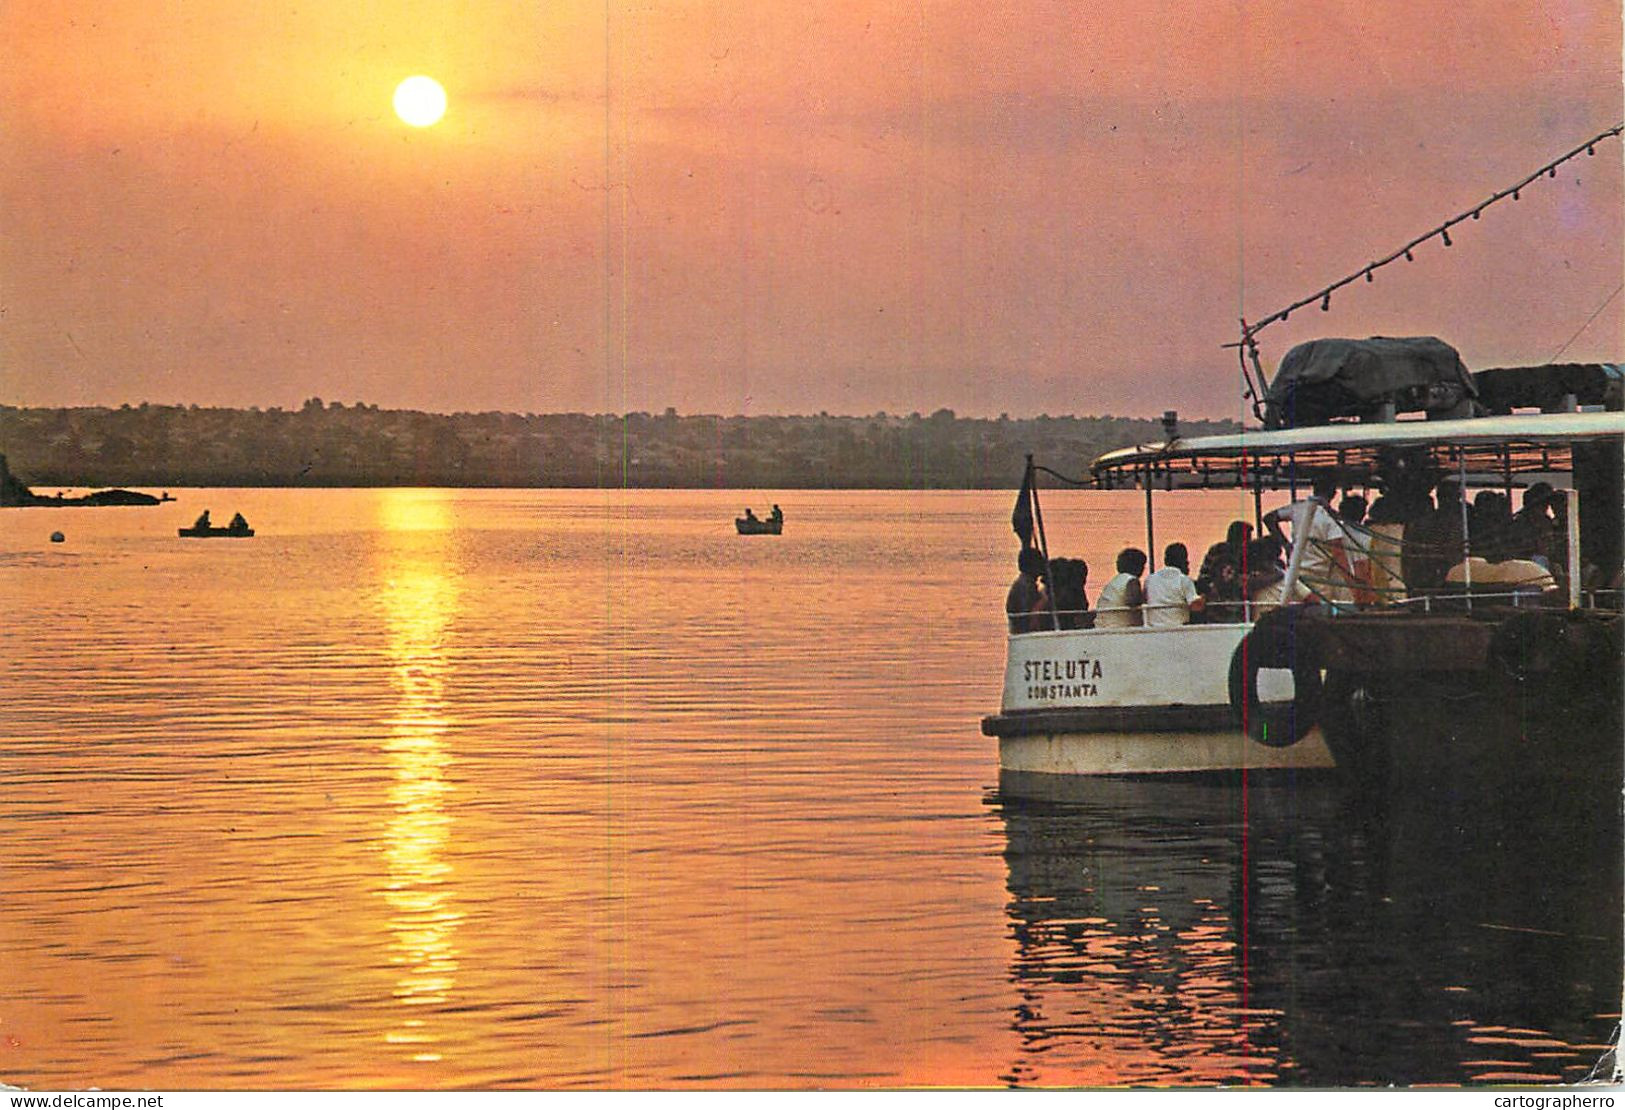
[1145,543,1205,628]
[1046,557,1092,630]
[1510,482,1556,568]
[1197,521,1252,623]
[192,510,211,530]
[1006,547,1047,633]
[1245,538,1307,614]
[228,512,249,530]
[1095,548,1147,628]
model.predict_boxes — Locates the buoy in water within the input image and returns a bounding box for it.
[49,531,65,543]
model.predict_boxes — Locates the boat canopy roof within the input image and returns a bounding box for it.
[1091,410,1623,490]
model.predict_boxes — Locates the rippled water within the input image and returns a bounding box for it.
[1,488,1617,1089]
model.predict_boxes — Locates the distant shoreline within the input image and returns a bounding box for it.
[1,402,1241,492]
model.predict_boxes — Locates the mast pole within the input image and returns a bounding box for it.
[1029,460,1062,632]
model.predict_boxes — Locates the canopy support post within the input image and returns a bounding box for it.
[1565,486,1582,609]
[1144,467,1156,572]
[1458,451,1472,611]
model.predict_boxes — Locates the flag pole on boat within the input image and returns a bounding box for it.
[1012,455,1061,631]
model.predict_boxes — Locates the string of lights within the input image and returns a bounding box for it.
[1227,121,1624,418]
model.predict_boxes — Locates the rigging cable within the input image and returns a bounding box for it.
[1545,282,1623,365]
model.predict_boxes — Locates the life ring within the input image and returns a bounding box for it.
[1228,612,1324,747]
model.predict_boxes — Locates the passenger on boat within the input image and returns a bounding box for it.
[1470,490,1516,560]
[192,509,211,530]
[744,507,759,523]
[1364,482,1425,605]
[1264,475,1354,604]
[1511,482,1556,569]
[1245,537,1308,613]
[1402,478,1465,595]
[770,504,784,524]
[1041,557,1092,630]
[1196,521,1252,622]
[1094,548,1147,628]
[229,512,249,531]
[1338,495,1376,605]
[1144,543,1204,628]
[1006,547,1047,633]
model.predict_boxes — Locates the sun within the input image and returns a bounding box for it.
[393,76,447,128]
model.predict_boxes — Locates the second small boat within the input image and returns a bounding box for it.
[736,505,784,534]
[179,510,254,538]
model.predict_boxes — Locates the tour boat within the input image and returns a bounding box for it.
[985,125,1624,792]
[985,392,1622,788]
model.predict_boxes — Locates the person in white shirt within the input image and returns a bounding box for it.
[1263,475,1353,604]
[1094,548,1147,628]
[1144,543,1206,628]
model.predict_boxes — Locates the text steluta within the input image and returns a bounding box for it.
[1023,657,1103,700]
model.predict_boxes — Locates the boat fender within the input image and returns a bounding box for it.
[1228,612,1325,747]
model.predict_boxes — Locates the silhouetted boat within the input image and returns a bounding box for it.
[736,515,783,535]
[178,523,254,538]
[179,512,254,538]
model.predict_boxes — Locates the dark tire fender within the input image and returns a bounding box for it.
[1228,610,1325,747]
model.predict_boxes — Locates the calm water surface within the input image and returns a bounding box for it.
[1,489,1617,1089]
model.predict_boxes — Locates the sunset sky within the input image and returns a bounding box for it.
[2,1,1620,419]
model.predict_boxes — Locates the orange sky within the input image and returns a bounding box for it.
[1,1,1620,418]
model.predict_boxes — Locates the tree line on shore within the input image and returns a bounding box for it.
[0,399,1239,490]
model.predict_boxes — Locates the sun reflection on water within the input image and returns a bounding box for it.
[376,491,463,1064]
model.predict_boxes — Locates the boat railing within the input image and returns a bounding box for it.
[1009,587,1620,635]
[1391,587,1620,614]
[1010,601,1255,634]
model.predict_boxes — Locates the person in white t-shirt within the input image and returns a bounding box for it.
[1144,543,1206,628]
[1094,548,1147,628]
[1263,475,1352,604]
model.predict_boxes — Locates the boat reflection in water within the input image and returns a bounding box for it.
[376,491,465,1066]
[993,773,1621,1087]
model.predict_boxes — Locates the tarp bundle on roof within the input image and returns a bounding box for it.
[1473,362,1624,413]
[1264,336,1478,429]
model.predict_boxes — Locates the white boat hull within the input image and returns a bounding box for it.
[985,622,1335,777]
[1000,726,1331,777]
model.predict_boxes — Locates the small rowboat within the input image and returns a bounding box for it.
[735,516,783,535]
[178,523,254,538]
